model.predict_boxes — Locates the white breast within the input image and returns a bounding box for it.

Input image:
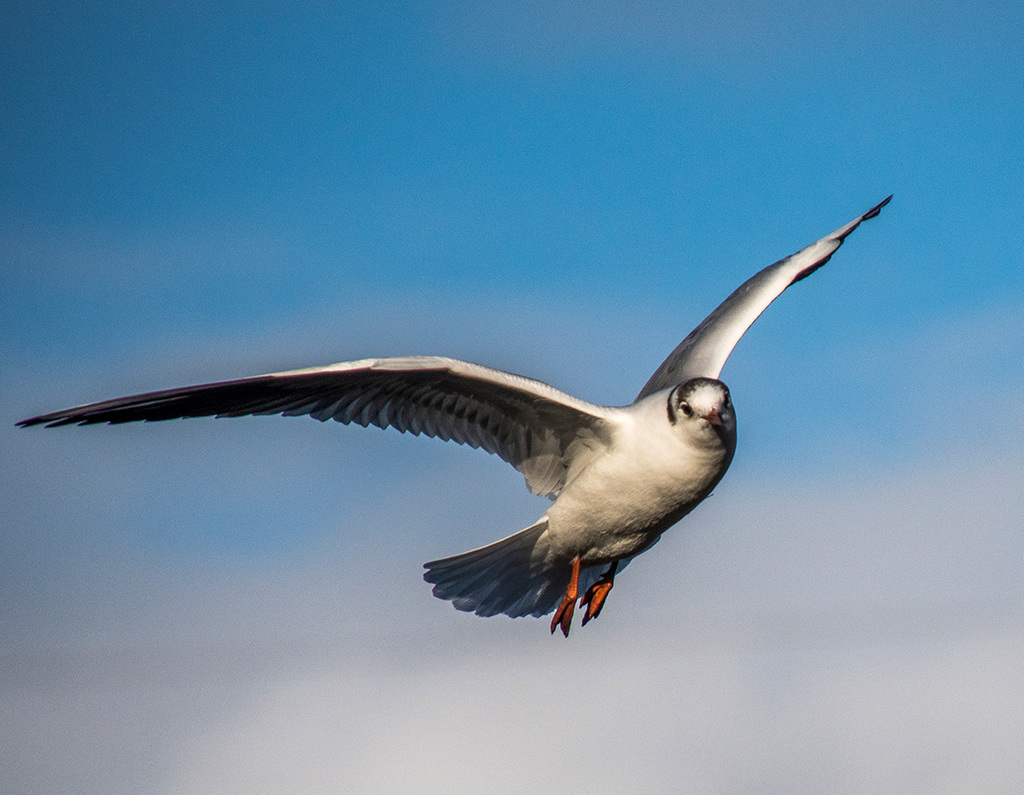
[543,394,732,564]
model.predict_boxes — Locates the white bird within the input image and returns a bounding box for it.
[18,196,890,636]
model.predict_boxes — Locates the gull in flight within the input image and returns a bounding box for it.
[19,196,890,636]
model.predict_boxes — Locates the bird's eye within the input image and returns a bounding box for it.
[679,401,693,417]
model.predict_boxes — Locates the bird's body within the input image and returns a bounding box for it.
[545,381,734,566]
[18,196,890,635]
[421,376,736,631]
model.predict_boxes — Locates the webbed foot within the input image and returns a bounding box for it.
[550,556,581,638]
[580,561,617,626]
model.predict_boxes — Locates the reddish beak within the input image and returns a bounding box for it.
[702,407,722,426]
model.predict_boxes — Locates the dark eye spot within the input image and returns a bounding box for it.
[680,402,693,417]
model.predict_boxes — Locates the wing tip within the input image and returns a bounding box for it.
[16,415,61,428]
[17,413,105,428]
[828,193,893,248]
[797,194,892,278]
[862,194,893,221]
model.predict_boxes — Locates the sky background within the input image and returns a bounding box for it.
[3,2,1023,792]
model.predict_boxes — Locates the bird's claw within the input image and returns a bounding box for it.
[579,580,613,625]
[550,556,582,638]
[550,597,576,637]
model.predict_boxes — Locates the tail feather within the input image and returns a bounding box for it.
[424,519,570,618]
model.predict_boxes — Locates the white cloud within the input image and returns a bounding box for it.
[3,430,1022,793]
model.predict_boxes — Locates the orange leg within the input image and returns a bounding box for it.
[580,561,617,626]
[550,556,581,638]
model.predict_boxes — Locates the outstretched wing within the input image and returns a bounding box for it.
[18,356,616,499]
[637,196,891,400]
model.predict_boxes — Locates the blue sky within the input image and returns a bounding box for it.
[3,3,1023,792]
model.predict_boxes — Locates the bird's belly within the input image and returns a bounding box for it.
[544,447,727,565]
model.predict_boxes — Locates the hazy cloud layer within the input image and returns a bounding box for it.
[4,303,1022,791]
[3,444,1022,793]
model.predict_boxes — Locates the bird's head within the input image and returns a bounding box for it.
[667,377,736,451]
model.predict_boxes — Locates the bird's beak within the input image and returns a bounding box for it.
[702,407,723,426]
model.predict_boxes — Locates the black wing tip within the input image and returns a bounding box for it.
[14,375,291,429]
[17,414,92,428]
[863,194,893,220]
[829,193,893,247]
[789,194,892,284]
[18,407,132,427]
[16,415,52,428]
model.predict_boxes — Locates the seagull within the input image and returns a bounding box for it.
[18,196,890,636]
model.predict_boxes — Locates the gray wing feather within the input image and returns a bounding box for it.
[18,356,615,499]
[637,196,891,400]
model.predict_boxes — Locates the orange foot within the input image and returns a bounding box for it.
[550,556,581,638]
[580,561,617,626]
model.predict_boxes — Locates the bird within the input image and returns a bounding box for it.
[18,196,890,636]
